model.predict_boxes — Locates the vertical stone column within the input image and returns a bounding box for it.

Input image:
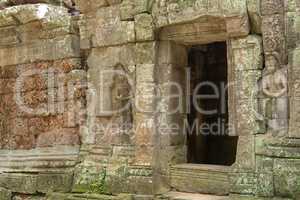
[74,0,159,195]
[228,35,263,196]
[287,0,300,138]
[153,41,188,194]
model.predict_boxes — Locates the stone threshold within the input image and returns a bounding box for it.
[165,191,229,200]
[170,164,231,195]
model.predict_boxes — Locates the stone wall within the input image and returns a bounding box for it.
[0,3,84,199]
[0,0,299,200]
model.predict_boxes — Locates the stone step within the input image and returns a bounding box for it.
[170,164,230,195]
[165,192,229,200]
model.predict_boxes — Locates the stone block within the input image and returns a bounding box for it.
[235,99,260,135]
[135,82,156,113]
[255,135,300,158]
[0,4,71,26]
[106,0,122,6]
[0,173,37,194]
[170,164,230,195]
[87,45,136,70]
[234,70,262,99]
[261,14,285,54]
[92,20,135,47]
[290,47,300,71]
[284,0,298,12]
[274,159,300,198]
[229,172,257,195]
[72,161,107,193]
[37,173,73,193]
[135,42,156,65]
[157,146,186,174]
[234,136,255,170]
[36,128,79,147]
[0,78,15,95]
[134,113,155,145]
[261,0,284,15]
[13,195,46,200]
[79,6,135,48]
[0,65,17,78]
[157,113,186,146]
[73,0,108,13]
[256,173,274,197]
[230,35,263,71]
[225,15,250,37]
[157,78,187,114]
[0,187,11,200]
[0,26,19,46]
[157,41,187,67]
[120,0,152,20]
[135,145,154,166]
[286,12,299,49]
[256,155,274,172]
[159,19,227,45]
[135,13,154,41]
[247,0,262,34]
[0,35,80,66]
[126,176,154,195]
[136,64,155,84]
[289,97,300,138]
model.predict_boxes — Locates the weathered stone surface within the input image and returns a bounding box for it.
[0,146,79,173]
[255,135,300,158]
[72,160,107,193]
[13,195,46,200]
[0,35,80,66]
[274,159,300,198]
[73,0,108,13]
[0,4,71,27]
[261,14,285,55]
[0,173,37,194]
[229,172,257,195]
[120,0,153,20]
[0,187,11,200]
[79,6,135,48]
[234,136,255,170]
[170,164,230,195]
[135,42,156,64]
[261,0,284,15]
[235,99,260,136]
[256,172,274,197]
[47,192,132,200]
[87,45,136,70]
[92,20,135,47]
[36,173,73,193]
[230,36,263,71]
[247,0,262,34]
[289,97,300,138]
[286,12,299,49]
[135,13,154,42]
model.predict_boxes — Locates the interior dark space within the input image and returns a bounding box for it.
[187,42,238,166]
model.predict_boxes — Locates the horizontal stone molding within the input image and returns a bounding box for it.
[0,146,80,173]
[0,35,80,66]
[159,14,249,45]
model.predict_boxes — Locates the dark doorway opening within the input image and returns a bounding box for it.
[187,42,238,166]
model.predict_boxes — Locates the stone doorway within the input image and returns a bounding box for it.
[156,13,262,195]
[187,42,238,166]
